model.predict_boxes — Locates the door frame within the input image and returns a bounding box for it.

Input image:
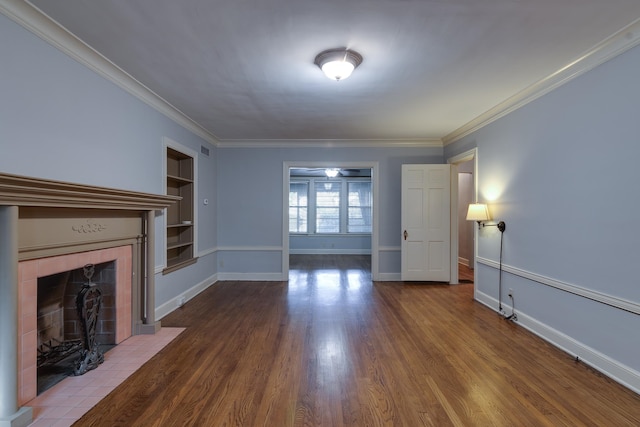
[282,161,380,280]
[447,148,478,291]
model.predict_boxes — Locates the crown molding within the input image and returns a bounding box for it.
[1,0,219,146]
[216,138,443,149]
[8,0,638,149]
[443,17,640,146]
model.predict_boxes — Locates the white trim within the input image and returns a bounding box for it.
[197,247,217,258]
[448,149,480,299]
[290,233,373,238]
[447,149,478,165]
[283,161,380,280]
[217,273,285,281]
[1,0,218,146]
[449,164,459,284]
[447,148,478,288]
[217,246,283,252]
[217,139,442,149]
[443,18,640,145]
[6,0,640,151]
[458,257,470,267]
[290,249,371,255]
[378,246,401,252]
[155,273,218,320]
[475,290,640,394]
[282,163,291,275]
[477,257,640,315]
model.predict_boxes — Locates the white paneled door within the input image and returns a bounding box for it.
[401,164,451,282]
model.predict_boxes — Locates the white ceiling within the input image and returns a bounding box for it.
[25,0,640,143]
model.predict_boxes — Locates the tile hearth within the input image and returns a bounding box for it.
[25,327,184,427]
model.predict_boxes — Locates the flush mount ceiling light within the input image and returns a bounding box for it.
[314,48,363,81]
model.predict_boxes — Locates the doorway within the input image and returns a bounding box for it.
[457,161,474,283]
[448,148,478,291]
[282,161,378,280]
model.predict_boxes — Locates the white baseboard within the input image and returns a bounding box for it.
[155,273,218,320]
[217,272,286,281]
[458,257,470,267]
[475,290,640,395]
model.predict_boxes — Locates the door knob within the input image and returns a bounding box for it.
[403,230,408,240]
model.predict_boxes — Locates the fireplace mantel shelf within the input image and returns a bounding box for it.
[0,172,178,210]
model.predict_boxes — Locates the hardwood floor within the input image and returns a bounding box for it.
[458,263,474,283]
[289,254,372,273]
[75,255,639,426]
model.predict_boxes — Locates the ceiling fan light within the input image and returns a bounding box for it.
[325,168,339,177]
[314,48,363,81]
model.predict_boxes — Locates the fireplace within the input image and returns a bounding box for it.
[36,260,116,392]
[18,230,136,406]
[37,261,117,355]
[0,172,177,425]
[23,252,130,399]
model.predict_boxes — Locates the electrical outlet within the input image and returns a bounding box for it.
[508,288,513,297]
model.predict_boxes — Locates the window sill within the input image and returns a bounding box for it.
[289,233,372,236]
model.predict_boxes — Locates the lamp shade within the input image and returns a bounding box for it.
[466,203,490,222]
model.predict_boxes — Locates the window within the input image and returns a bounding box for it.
[289,182,308,233]
[348,181,372,233]
[289,178,371,234]
[315,181,341,233]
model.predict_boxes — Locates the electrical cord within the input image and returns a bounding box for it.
[498,226,504,314]
[497,226,517,321]
[506,293,517,321]
[481,220,512,319]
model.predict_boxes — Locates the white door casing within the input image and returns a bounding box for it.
[401,164,451,281]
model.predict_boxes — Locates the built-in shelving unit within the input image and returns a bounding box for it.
[164,147,196,273]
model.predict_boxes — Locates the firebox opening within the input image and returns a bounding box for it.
[37,260,117,394]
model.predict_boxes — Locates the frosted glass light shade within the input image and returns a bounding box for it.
[321,61,355,81]
[466,203,490,221]
[314,48,363,81]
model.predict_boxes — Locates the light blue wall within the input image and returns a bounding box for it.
[216,147,443,277]
[445,43,640,389]
[0,14,217,308]
[290,235,371,254]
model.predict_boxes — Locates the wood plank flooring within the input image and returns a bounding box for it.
[74,255,639,426]
[458,263,474,283]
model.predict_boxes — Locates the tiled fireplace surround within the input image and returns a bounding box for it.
[18,245,132,405]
